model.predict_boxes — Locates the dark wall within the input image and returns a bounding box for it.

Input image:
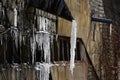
[102,0,120,31]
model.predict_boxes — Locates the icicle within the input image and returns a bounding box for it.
[14,28,19,50]
[39,16,42,30]
[35,63,52,80]
[110,24,112,36]
[43,33,50,63]
[10,27,19,50]
[14,7,17,27]
[10,7,18,50]
[19,31,22,47]
[30,35,36,64]
[41,17,46,31]
[36,16,51,63]
[45,18,49,31]
[35,16,44,50]
[70,20,77,74]
[36,33,43,50]
[22,36,26,45]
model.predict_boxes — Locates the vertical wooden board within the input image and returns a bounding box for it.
[51,62,88,80]
[83,62,88,80]
[51,66,59,80]
[27,68,36,80]
[58,18,71,37]
[65,64,73,80]
[58,66,66,80]
[73,63,87,80]
[8,68,12,80]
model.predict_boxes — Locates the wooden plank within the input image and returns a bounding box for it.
[58,66,66,80]
[51,66,59,80]
[51,62,88,80]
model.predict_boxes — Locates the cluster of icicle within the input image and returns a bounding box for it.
[30,16,52,80]
[30,16,52,63]
[35,63,52,80]
[10,6,77,78]
[36,16,51,63]
[70,20,77,74]
[10,7,52,80]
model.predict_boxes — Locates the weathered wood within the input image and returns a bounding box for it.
[51,62,88,80]
[51,66,59,80]
[58,0,91,44]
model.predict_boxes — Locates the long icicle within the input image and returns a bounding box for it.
[30,36,36,64]
[70,20,77,74]
[43,33,50,63]
[13,7,19,50]
[30,24,36,64]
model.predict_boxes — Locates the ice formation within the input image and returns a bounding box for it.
[14,7,17,27]
[35,32,50,63]
[34,16,52,80]
[110,24,112,36]
[70,20,77,74]
[36,33,43,50]
[43,33,50,63]
[19,31,22,47]
[35,63,52,80]
[10,7,19,50]
[35,16,51,63]
[30,36,36,64]
[14,28,19,50]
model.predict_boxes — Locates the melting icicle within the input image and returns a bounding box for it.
[36,17,44,50]
[30,26,36,64]
[43,33,50,63]
[19,31,22,47]
[41,17,46,31]
[14,7,17,27]
[35,63,52,80]
[10,7,19,50]
[36,33,50,63]
[70,20,77,74]
[14,28,19,50]
[36,33,43,50]
[10,27,19,50]
[30,36,36,64]
[35,16,51,63]
[110,24,112,36]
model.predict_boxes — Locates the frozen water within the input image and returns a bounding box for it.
[30,35,36,64]
[35,63,52,80]
[14,28,19,50]
[110,24,112,36]
[10,27,19,50]
[41,17,46,31]
[19,31,22,47]
[70,20,77,74]
[36,33,43,50]
[43,33,50,63]
[10,7,18,50]
[35,16,51,63]
[14,7,17,27]
[35,31,51,63]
